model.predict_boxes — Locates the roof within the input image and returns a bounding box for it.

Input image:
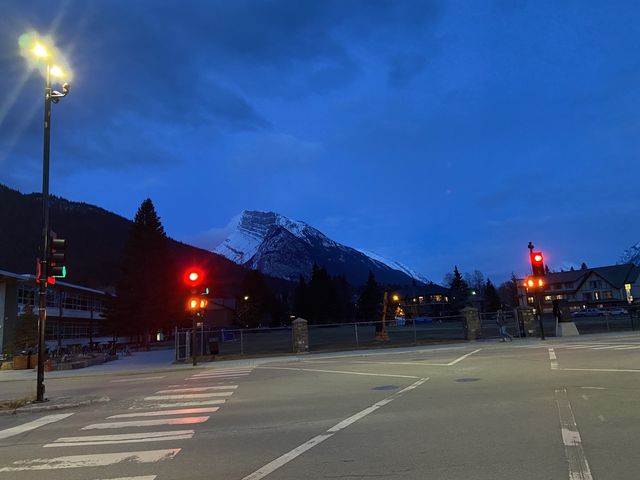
[0,269,108,295]
[399,282,449,297]
[521,263,640,290]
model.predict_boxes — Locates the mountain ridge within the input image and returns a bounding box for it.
[213,210,428,285]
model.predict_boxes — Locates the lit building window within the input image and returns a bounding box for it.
[603,291,613,300]
[418,296,424,304]
[544,295,552,301]
[594,291,600,300]
[527,296,535,304]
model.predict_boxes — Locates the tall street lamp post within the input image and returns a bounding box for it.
[21,35,70,401]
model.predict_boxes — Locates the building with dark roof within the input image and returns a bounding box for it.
[517,263,640,312]
[0,269,110,355]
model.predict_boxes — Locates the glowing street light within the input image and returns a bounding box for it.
[19,31,72,402]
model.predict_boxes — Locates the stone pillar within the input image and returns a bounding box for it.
[516,306,537,337]
[292,318,308,353]
[461,307,480,341]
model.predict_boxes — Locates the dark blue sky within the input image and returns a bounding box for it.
[1,0,639,283]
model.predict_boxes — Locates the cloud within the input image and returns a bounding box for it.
[229,133,322,172]
[186,212,243,251]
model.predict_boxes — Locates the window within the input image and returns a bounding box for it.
[589,280,602,289]
[17,285,36,306]
[418,295,424,304]
[527,296,535,305]
[433,294,443,302]
[583,292,592,300]
[556,294,565,300]
[544,295,552,301]
[603,291,613,299]
[594,291,600,300]
[564,283,573,289]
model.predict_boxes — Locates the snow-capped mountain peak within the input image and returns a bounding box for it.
[619,241,640,266]
[212,210,428,285]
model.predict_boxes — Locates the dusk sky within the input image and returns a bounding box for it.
[1,0,639,284]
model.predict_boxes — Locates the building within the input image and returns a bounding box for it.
[517,263,640,312]
[0,269,110,355]
[399,282,452,316]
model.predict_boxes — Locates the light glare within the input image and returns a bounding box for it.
[50,65,64,78]
[33,43,48,57]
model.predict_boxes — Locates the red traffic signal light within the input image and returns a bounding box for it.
[530,251,545,277]
[183,267,204,287]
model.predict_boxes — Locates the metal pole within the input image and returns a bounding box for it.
[537,293,546,340]
[412,317,417,344]
[200,322,204,357]
[36,63,52,402]
[354,322,359,346]
[192,314,197,366]
[240,329,244,355]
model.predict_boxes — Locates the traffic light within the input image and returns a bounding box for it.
[530,250,545,277]
[183,267,204,288]
[49,238,67,278]
[187,297,208,311]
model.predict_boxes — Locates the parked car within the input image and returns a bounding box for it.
[571,308,605,318]
[606,307,628,316]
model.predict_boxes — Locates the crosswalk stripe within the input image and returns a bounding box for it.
[0,413,74,440]
[108,407,219,419]
[145,392,233,400]
[82,416,209,430]
[187,374,249,380]
[144,399,227,408]
[92,477,156,480]
[45,430,194,447]
[193,369,252,377]
[110,376,166,383]
[192,372,251,377]
[0,449,181,471]
[92,476,156,480]
[155,386,237,394]
[613,345,640,350]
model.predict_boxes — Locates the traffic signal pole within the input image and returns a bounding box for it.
[36,64,52,402]
[192,312,197,366]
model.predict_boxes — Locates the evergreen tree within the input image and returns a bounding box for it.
[448,266,470,313]
[498,273,519,307]
[110,199,176,346]
[293,275,310,320]
[581,262,588,270]
[357,271,380,321]
[544,264,551,274]
[308,264,338,323]
[238,269,269,328]
[484,279,501,312]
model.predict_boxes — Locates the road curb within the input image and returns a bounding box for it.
[0,395,110,415]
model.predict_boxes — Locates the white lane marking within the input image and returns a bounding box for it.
[108,407,219,419]
[241,378,429,480]
[548,348,559,370]
[0,448,180,472]
[0,413,74,440]
[257,366,420,379]
[91,477,156,480]
[141,399,227,408]
[581,394,589,401]
[350,360,451,366]
[598,415,606,422]
[447,348,482,366]
[613,345,640,350]
[110,376,166,383]
[558,367,640,373]
[144,392,233,400]
[580,387,606,390]
[45,430,194,447]
[155,386,237,394]
[82,416,209,430]
[555,388,593,480]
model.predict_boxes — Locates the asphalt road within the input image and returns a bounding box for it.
[1,333,639,479]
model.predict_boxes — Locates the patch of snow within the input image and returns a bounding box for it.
[619,241,640,265]
[357,249,429,283]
